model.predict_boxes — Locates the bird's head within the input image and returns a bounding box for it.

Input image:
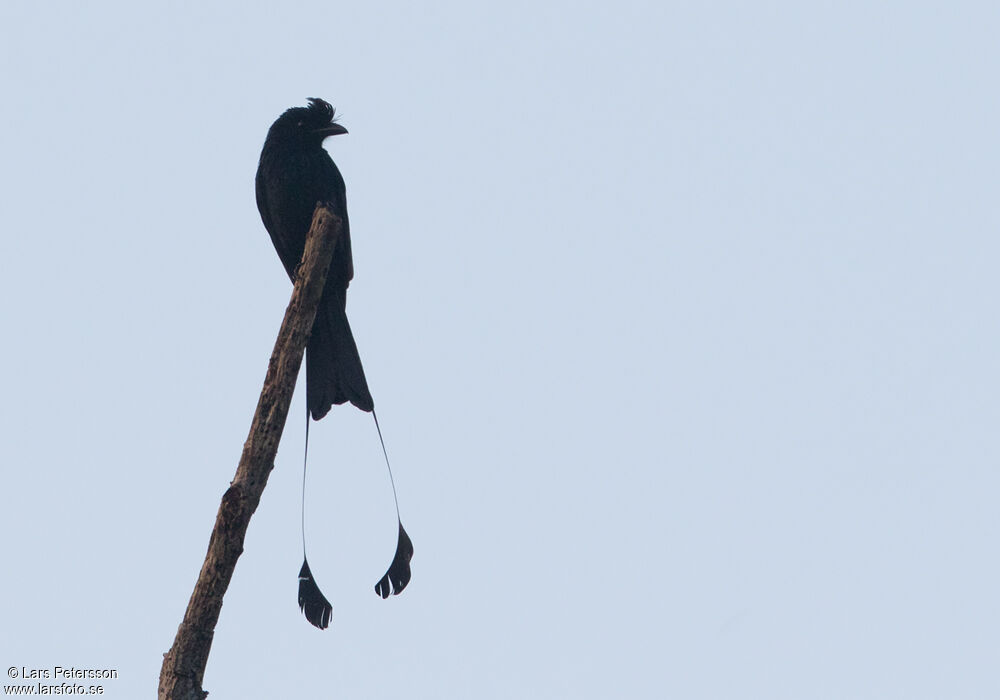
[263,97,348,148]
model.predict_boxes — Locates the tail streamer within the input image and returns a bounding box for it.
[298,405,333,629]
[372,410,414,598]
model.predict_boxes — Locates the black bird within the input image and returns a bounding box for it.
[256,97,372,418]
[255,98,413,629]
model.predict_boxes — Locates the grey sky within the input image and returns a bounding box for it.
[2,1,999,697]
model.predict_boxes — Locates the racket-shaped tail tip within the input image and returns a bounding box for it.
[374,521,414,599]
[298,558,333,629]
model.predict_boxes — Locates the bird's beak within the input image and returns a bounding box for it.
[314,123,348,137]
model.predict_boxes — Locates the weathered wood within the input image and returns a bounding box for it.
[158,205,342,700]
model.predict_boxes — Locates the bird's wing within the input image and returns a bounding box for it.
[255,169,274,234]
[255,169,300,279]
[341,206,354,283]
[315,154,355,284]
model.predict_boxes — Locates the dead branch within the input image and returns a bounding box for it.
[158,205,342,700]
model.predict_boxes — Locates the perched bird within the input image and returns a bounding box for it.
[255,98,413,629]
[256,97,372,418]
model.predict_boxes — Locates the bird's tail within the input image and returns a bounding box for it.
[306,293,374,419]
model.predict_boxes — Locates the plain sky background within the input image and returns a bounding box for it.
[2,1,999,697]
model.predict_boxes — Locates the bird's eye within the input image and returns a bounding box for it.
[297,120,304,127]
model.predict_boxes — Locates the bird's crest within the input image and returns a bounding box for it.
[306,97,338,124]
